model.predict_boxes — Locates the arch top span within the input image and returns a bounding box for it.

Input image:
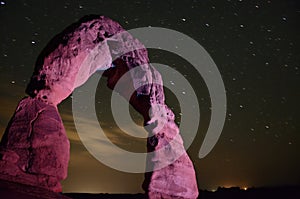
[26,15,156,106]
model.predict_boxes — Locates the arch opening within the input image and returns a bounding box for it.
[0,15,198,199]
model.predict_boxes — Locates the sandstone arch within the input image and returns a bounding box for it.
[0,15,198,199]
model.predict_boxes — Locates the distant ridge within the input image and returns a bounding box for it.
[199,186,300,199]
[65,186,300,199]
[1,179,299,199]
[65,193,146,199]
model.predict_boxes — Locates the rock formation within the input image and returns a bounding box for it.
[0,97,69,192]
[0,15,198,198]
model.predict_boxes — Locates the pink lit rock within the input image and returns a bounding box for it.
[104,60,199,199]
[25,15,150,105]
[0,15,198,198]
[0,97,69,192]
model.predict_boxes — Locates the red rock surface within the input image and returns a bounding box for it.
[104,61,198,199]
[0,15,198,198]
[0,97,69,192]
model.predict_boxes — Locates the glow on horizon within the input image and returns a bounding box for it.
[219,184,249,189]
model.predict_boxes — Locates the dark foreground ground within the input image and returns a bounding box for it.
[1,179,299,199]
[65,187,300,199]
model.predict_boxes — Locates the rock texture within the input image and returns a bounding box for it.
[0,97,69,192]
[0,15,198,198]
[103,60,199,199]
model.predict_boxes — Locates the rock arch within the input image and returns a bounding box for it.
[0,15,198,198]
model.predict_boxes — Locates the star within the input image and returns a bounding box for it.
[265,125,270,129]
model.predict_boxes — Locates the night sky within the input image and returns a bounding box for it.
[0,0,299,193]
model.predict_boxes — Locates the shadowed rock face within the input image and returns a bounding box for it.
[0,15,198,198]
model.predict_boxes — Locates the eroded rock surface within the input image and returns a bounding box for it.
[0,97,69,192]
[0,15,198,198]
